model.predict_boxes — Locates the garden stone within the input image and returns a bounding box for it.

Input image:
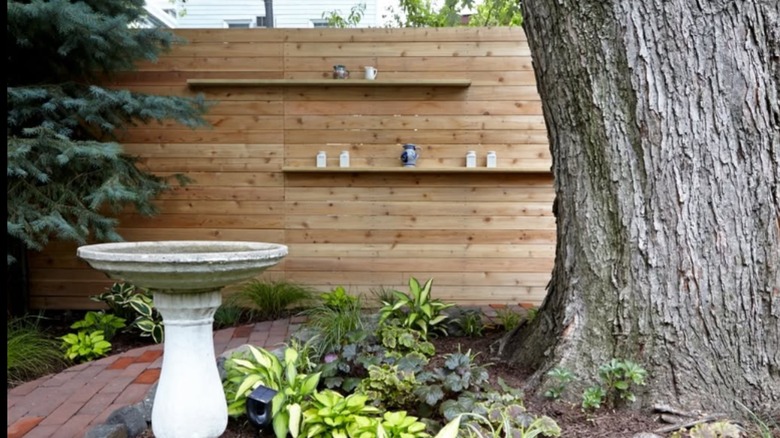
[84,423,128,438]
[106,404,147,437]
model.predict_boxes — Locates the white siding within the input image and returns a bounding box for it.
[147,0,380,28]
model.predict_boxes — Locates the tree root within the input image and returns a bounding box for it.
[651,404,731,434]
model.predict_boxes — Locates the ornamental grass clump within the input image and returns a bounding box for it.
[7,315,67,386]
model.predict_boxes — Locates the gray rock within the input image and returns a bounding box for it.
[140,383,157,423]
[83,423,128,438]
[106,404,148,437]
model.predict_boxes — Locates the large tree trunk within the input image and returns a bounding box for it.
[502,0,780,417]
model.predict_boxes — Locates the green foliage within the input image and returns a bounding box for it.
[493,308,522,332]
[370,286,399,307]
[320,286,360,311]
[543,367,574,400]
[388,0,463,27]
[213,303,249,329]
[7,315,67,386]
[323,2,366,28]
[357,364,422,410]
[581,386,606,410]
[379,277,454,338]
[222,345,321,438]
[439,387,560,438]
[464,0,522,27]
[385,0,521,28]
[316,320,435,393]
[91,282,141,321]
[379,322,436,360]
[60,330,112,362]
[378,411,431,438]
[90,282,163,343]
[70,311,126,340]
[454,309,486,337]
[300,390,381,438]
[227,280,315,321]
[7,0,208,263]
[597,358,647,407]
[127,292,164,344]
[302,293,365,356]
[580,358,647,410]
[415,349,490,407]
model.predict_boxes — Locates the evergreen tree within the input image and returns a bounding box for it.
[7,0,208,264]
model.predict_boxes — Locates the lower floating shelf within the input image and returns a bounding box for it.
[281,167,549,174]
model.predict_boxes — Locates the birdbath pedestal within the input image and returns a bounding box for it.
[77,241,288,438]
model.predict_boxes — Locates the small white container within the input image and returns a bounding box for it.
[466,151,477,168]
[486,151,497,168]
[316,151,327,168]
[339,150,350,167]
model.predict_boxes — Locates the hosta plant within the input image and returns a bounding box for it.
[300,390,381,438]
[223,345,320,438]
[70,311,126,340]
[377,411,431,438]
[60,330,112,362]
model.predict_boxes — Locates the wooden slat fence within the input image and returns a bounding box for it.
[26,27,555,309]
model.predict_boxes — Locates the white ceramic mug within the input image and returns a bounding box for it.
[364,66,378,80]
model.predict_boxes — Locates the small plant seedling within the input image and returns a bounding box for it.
[544,367,575,400]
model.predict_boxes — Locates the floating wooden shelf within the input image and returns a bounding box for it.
[187,79,472,88]
[281,167,548,174]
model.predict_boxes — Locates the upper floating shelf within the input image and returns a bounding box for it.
[281,167,548,174]
[186,79,472,88]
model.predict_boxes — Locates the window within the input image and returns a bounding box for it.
[256,16,267,27]
[310,19,330,28]
[224,19,253,28]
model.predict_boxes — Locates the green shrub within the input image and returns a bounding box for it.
[379,277,453,338]
[7,316,67,386]
[227,280,315,321]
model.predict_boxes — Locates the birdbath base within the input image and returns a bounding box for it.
[151,290,226,438]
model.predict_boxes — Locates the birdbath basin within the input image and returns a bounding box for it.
[77,241,288,438]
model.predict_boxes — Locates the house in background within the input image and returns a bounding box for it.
[144,0,384,28]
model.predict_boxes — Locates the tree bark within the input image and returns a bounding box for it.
[503,0,780,417]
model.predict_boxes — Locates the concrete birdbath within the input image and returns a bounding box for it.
[77,241,288,438]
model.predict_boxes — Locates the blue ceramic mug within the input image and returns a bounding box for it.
[401,144,419,167]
